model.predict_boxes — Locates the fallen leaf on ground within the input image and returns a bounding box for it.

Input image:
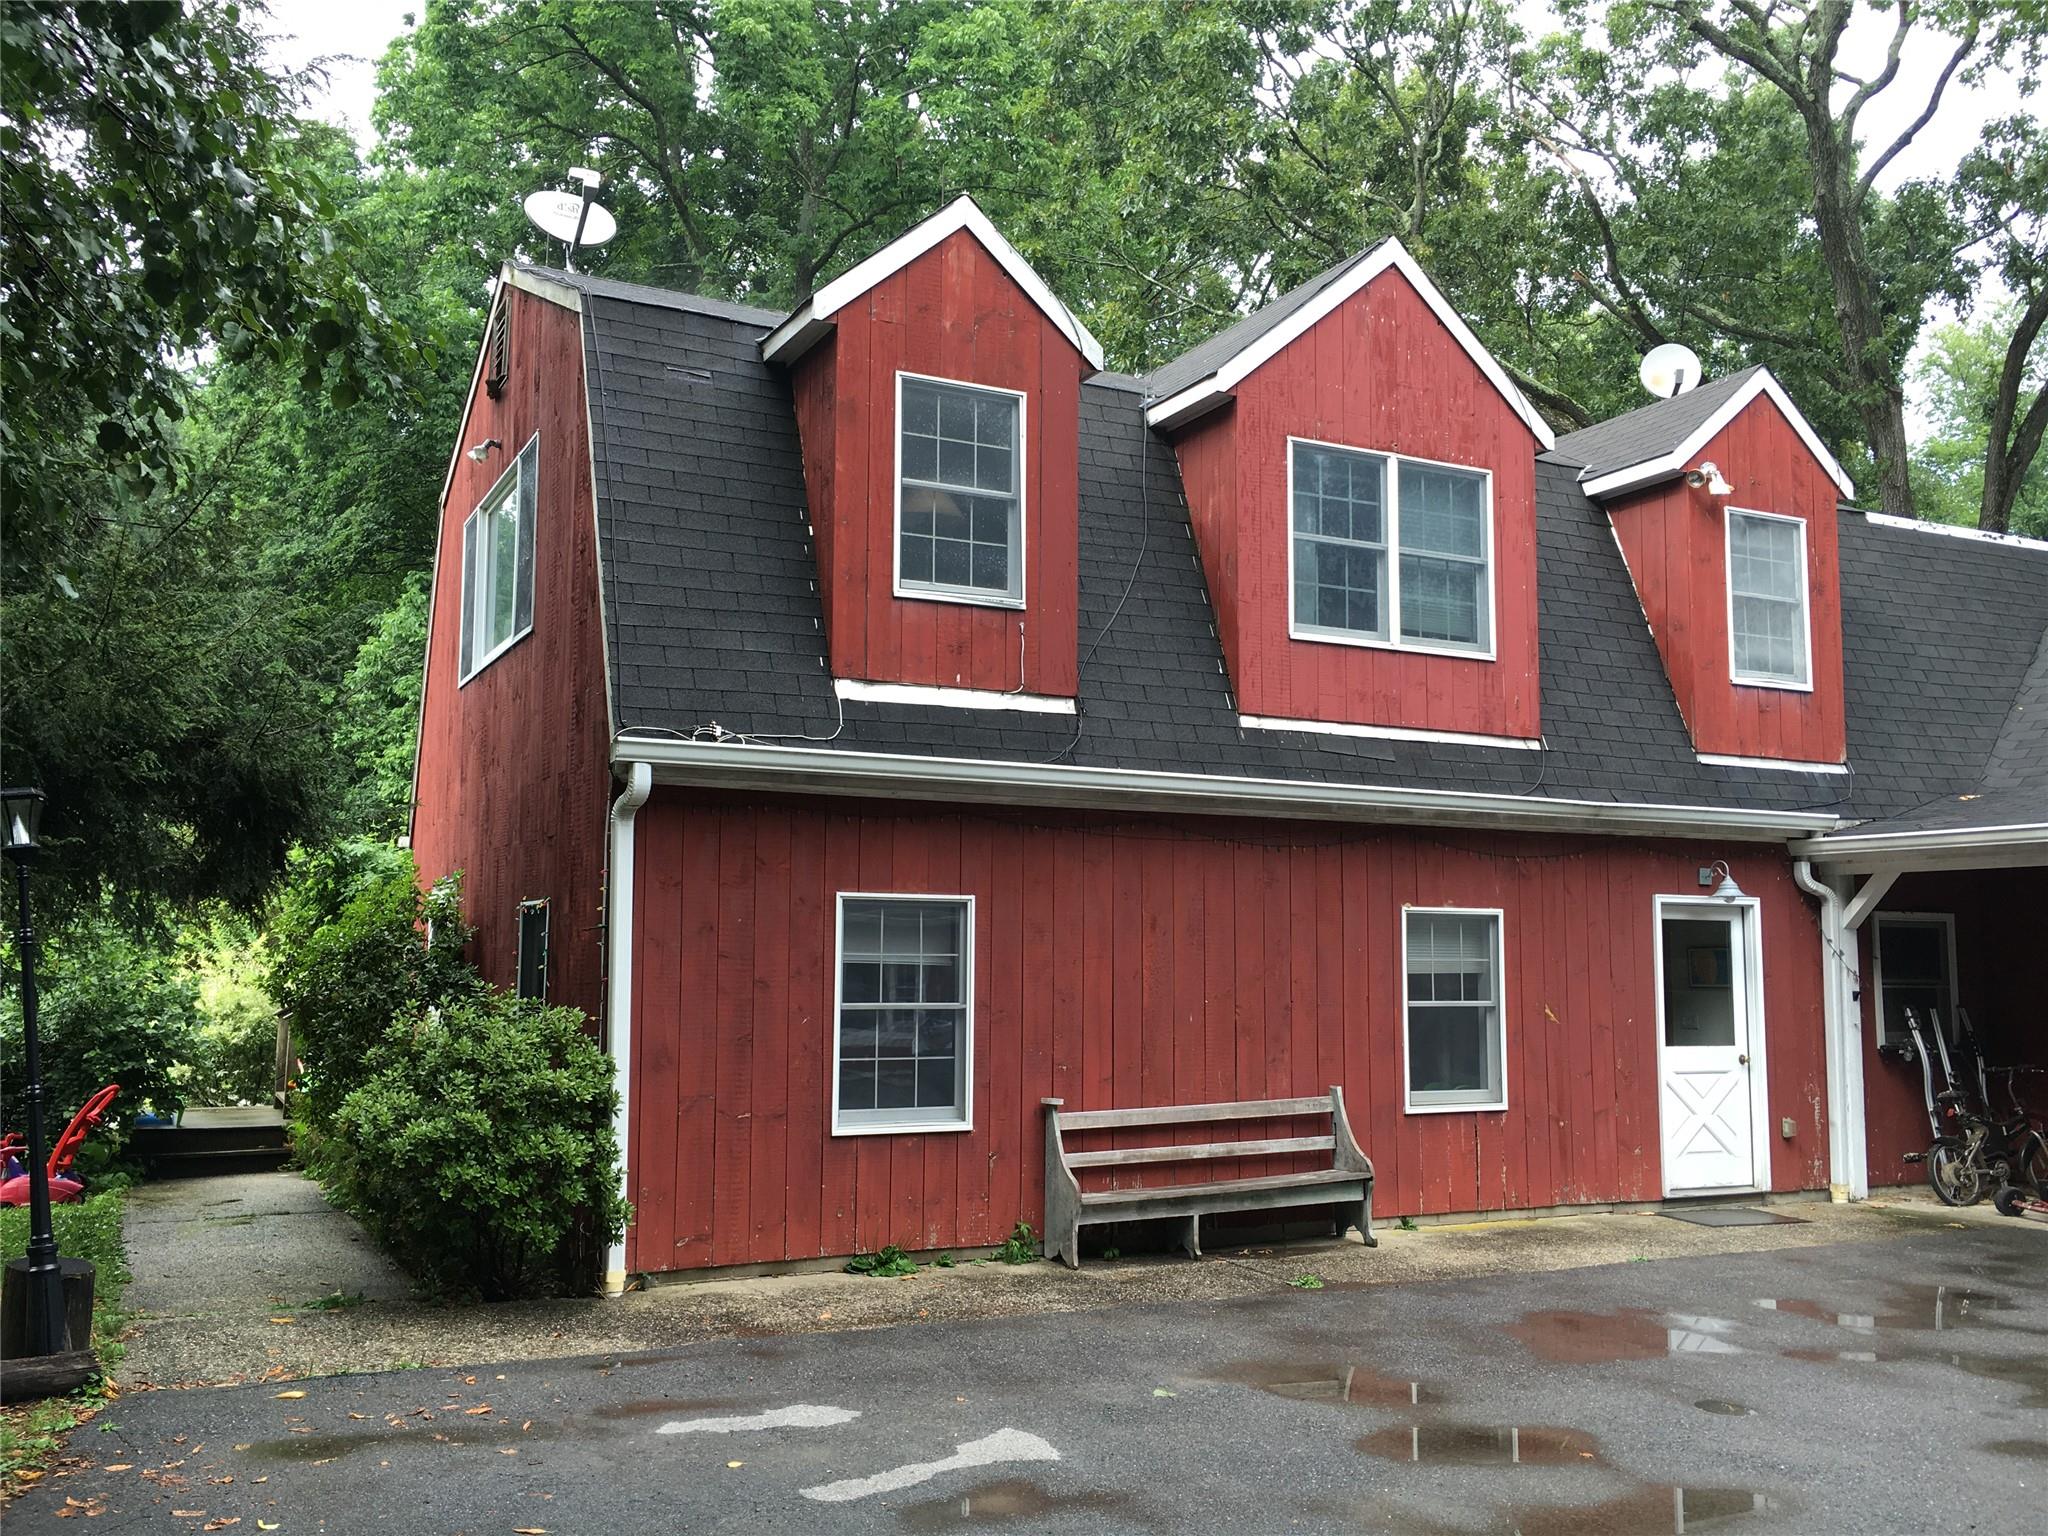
[14,1470,46,1482]
[726,1461,743,1469]
[1153,1388,1176,1397]
[513,1528,549,1534]
[204,1520,241,1531]
[258,1524,281,1531]
[464,1405,492,1416]
[103,1465,133,1473]
[346,1413,367,1421]
[817,1309,831,1320]
[251,1477,268,1484]
[520,1421,532,1433]
[233,1445,252,1453]
[268,1318,294,1326]
[273,1391,305,1400]
[173,1511,205,1519]
[499,1449,518,1457]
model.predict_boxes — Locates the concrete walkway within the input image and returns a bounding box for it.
[115,1170,2033,1390]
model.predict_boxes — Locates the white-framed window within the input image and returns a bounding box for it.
[1289,437,1494,657]
[895,372,1025,607]
[1873,912,1958,1048]
[1403,907,1507,1112]
[1725,507,1811,689]
[458,432,539,682]
[516,899,549,1002]
[832,893,974,1134]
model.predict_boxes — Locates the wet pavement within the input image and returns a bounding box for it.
[9,1223,2044,1533]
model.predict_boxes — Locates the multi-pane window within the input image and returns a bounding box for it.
[1290,440,1491,653]
[515,900,549,1002]
[835,895,973,1131]
[459,434,538,681]
[897,375,1022,604]
[1875,915,1956,1048]
[1404,909,1506,1110]
[1726,509,1810,687]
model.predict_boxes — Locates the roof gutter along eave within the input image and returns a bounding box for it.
[1787,822,2048,864]
[609,735,1843,841]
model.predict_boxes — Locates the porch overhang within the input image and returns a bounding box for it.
[1786,822,2048,876]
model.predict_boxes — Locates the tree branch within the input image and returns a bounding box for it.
[1855,21,1978,203]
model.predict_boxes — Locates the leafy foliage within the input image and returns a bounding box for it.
[844,1244,920,1277]
[994,1220,1040,1264]
[325,992,628,1300]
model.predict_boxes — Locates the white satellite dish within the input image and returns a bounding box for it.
[1639,342,1704,399]
[523,178,616,272]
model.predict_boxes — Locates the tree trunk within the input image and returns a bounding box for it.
[1980,288,2048,535]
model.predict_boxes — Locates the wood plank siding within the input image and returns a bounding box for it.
[412,285,613,1021]
[1605,395,1848,764]
[624,791,1830,1273]
[1169,265,1542,739]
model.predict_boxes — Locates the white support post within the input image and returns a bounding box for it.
[603,762,654,1296]
[1794,859,1868,1201]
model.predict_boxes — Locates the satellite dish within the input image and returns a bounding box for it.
[523,179,616,272]
[1640,342,1704,399]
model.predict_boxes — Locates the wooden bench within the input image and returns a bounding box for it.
[1040,1087,1376,1268]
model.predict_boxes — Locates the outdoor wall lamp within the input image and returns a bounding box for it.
[466,438,503,463]
[1699,859,1746,902]
[1,785,71,1357]
[1686,461,1734,496]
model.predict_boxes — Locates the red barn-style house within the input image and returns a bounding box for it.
[412,198,2048,1290]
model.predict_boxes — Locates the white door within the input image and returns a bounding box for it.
[1657,904,1759,1194]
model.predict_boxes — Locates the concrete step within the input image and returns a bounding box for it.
[136,1145,293,1179]
[130,1123,288,1158]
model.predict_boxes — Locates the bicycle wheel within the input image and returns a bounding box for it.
[2015,1132,2048,1199]
[1927,1142,1982,1207]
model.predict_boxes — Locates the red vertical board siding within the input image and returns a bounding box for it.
[1168,267,1541,739]
[1606,396,1847,763]
[623,791,1831,1272]
[1860,867,2048,1187]
[413,286,612,1024]
[779,231,1086,696]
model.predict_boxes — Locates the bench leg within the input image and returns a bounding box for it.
[1359,1183,1377,1249]
[1051,1218,1081,1270]
[1180,1214,1202,1259]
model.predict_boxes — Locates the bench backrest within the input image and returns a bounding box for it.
[1043,1088,1369,1178]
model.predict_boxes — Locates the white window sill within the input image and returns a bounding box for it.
[1289,624,1495,663]
[458,623,534,688]
[831,1118,974,1138]
[894,584,1026,611]
[1404,1098,1508,1116]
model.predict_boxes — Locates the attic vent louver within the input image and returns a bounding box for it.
[485,304,510,399]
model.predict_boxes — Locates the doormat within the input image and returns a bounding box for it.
[1660,1207,1808,1227]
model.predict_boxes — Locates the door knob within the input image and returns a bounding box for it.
[1738,1054,1750,1066]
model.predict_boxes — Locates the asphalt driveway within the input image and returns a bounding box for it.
[11,1222,2044,1533]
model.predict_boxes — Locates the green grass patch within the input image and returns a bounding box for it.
[1,1189,130,1484]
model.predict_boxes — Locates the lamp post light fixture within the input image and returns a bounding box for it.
[2,785,70,1356]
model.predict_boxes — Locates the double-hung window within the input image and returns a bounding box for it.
[459,434,538,682]
[1726,508,1811,688]
[834,894,973,1133]
[1874,913,1957,1049]
[1404,908,1506,1111]
[896,373,1024,605]
[1290,439,1492,654]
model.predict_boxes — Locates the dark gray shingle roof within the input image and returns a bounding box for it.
[1549,366,1764,480]
[1142,245,1388,400]
[569,283,2047,829]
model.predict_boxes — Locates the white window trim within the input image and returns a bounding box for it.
[516,898,550,1003]
[1871,911,1960,1048]
[458,430,538,686]
[892,371,1027,611]
[1285,435,1498,662]
[1400,905,1508,1114]
[1724,506,1814,693]
[831,891,977,1137]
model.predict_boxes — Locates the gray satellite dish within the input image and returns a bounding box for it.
[523,170,616,272]
[1639,342,1704,399]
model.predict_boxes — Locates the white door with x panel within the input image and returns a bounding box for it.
[1656,902,1761,1195]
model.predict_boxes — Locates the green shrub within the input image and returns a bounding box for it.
[1,924,199,1133]
[329,990,626,1300]
[846,1245,919,1277]
[265,842,474,1128]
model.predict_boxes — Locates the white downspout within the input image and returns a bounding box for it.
[604,761,654,1295]
[1794,858,1867,1200]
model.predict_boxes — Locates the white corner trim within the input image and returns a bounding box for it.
[1697,751,1847,774]
[1143,239,1555,449]
[603,762,654,1297]
[834,678,1076,715]
[1240,713,1540,750]
[1579,369,1855,502]
[762,195,1105,370]
[1862,510,2048,553]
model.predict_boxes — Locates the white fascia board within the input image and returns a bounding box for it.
[1145,239,1555,449]
[611,735,1842,841]
[833,678,1076,715]
[1581,370,1856,502]
[1862,511,2048,553]
[1240,712,1541,750]
[1697,751,1849,774]
[1787,822,2048,871]
[759,195,1106,371]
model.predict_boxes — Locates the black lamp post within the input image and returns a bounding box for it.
[2,785,69,1356]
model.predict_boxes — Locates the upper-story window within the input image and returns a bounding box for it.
[1726,507,1811,690]
[896,372,1024,607]
[459,433,538,683]
[1289,438,1492,656]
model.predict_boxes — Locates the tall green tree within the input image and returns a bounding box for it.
[1912,303,2048,536]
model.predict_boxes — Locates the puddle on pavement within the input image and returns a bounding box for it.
[1357,1423,1603,1466]
[242,1425,541,1462]
[1509,1309,1741,1362]
[897,1478,1139,1530]
[1985,1439,2048,1461]
[592,1396,744,1420]
[1780,1344,2048,1408]
[1754,1285,2011,1333]
[1208,1360,1442,1408]
[1694,1398,1751,1416]
[1505,1484,1788,1534]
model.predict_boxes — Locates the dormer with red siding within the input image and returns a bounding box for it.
[763,198,1104,702]
[1145,242,1555,745]
[1555,367,1854,768]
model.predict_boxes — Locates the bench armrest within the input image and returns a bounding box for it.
[1330,1084,1374,1180]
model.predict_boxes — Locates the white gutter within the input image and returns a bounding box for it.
[603,761,654,1296]
[1793,858,1867,1201]
[611,735,1841,841]
[1788,822,2048,874]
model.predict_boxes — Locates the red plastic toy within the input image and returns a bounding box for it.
[0,1083,121,1206]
